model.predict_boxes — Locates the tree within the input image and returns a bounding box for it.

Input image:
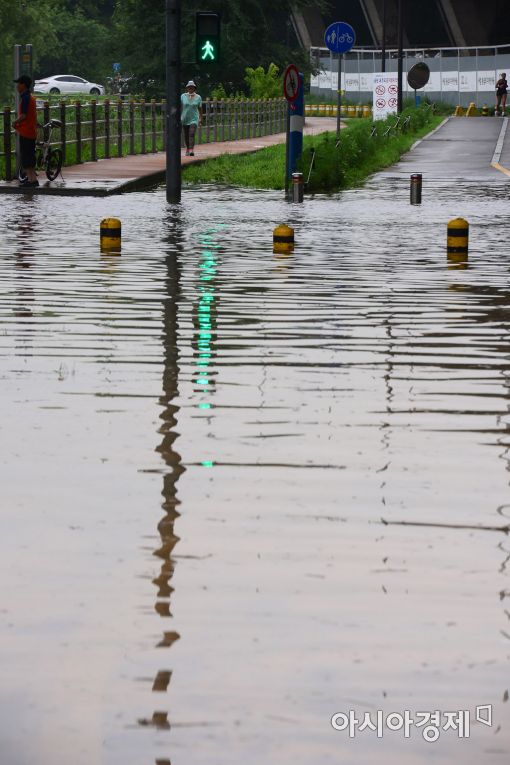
[0,0,60,104]
[113,0,324,97]
[0,0,115,104]
[244,63,282,98]
[112,0,165,95]
[36,9,110,82]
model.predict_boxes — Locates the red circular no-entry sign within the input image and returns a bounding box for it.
[283,64,300,102]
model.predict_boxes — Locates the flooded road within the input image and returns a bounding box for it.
[0,180,509,764]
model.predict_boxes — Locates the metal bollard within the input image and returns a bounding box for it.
[410,173,422,205]
[291,172,304,203]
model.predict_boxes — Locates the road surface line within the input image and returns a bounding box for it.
[491,162,510,178]
[491,117,508,166]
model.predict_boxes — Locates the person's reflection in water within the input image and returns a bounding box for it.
[13,197,39,320]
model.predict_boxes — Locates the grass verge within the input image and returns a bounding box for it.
[183,105,444,194]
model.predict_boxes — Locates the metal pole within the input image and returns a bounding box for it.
[336,54,342,139]
[381,0,386,72]
[165,0,181,204]
[284,106,290,198]
[14,45,20,176]
[410,173,422,205]
[397,0,404,113]
[291,172,304,202]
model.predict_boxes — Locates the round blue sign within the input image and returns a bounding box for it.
[324,21,356,54]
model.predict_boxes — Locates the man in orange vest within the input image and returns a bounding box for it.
[13,74,38,187]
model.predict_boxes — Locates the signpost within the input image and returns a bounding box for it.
[373,73,398,121]
[407,62,430,106]
[283,64,299,102]
[324,21,355,139]
[283,64,303,198]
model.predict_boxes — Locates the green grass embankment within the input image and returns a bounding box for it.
[183,105,445,194]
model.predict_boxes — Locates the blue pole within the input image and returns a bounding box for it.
[288,73,304,179]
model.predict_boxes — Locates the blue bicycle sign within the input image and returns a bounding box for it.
[324,21,356,54]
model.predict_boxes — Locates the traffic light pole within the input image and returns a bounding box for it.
[166,0,181,203]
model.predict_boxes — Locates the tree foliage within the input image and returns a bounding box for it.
[0,0,59,102]
[36,9,110,82]
[113,0,320,96]
[244,64,281,98]
[0,0,323,104]
[0,0,112,103]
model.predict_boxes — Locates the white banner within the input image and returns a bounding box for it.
[423,71,441,92]
[318,70,332,90]
[477,70,496,91]
[313,67,495,95]
[441,73,458,91]
[360,73,373,91]
[345,74,360,92]
[373,73,399,121]
[459,71,476,91]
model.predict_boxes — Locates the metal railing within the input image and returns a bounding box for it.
[310,42,510,107]
[0,97,288,180]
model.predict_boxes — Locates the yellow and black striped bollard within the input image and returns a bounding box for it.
[447,217,468,267]
[100,217,121,253]
[273,224,294,254]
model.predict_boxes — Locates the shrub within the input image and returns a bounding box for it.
[244,63,281,99]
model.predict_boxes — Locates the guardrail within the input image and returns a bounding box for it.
[0,97,288,180]
[305,104,372,117]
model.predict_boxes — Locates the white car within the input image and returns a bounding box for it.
[34,75,105,95]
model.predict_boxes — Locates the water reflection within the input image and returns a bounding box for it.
[13,199,38,321]
[192,227,221,401]
[144,211,184,745]
[1,183,510,763]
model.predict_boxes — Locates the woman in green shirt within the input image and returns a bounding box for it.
[181,80,203,156]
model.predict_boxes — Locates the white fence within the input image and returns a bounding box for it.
[310,43,510,107]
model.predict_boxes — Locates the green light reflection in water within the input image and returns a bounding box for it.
[193,228,223,467]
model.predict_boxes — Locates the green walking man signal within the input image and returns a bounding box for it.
[201,40,215,61]
[196,11,220,64]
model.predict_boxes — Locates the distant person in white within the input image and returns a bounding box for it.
[181,80,202,156]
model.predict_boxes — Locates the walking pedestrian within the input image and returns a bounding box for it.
[496,73,508,116]
[13,74,39,187]
[181,80,202,156]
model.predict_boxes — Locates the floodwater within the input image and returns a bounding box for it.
[0,180,509,765]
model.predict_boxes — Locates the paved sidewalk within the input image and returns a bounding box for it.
[0,117,338,197]
[375,116,510,182]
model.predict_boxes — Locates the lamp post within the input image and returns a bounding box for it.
[381,0,386,72]
[397,0,404,112]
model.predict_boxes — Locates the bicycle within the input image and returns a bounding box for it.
[18,118,63,182]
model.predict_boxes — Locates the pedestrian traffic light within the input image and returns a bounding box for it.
[196,12,220,64]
